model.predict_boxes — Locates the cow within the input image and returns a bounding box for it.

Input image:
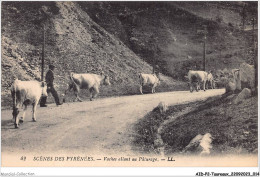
[139,73,160,94]
[63,72,111,102]
[11,79,48,128]
[206,72,215,89]
[188,70,208,92]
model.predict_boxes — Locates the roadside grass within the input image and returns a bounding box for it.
[132,105,169,154]
[132,98,208,154]
[133,94,258,155]
[162,94,258,155]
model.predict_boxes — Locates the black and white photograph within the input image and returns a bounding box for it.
[1,1,258,175]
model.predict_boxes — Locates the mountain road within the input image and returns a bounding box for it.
[1,89,225,157]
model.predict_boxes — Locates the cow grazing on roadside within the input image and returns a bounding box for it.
[139,73,160,94]
[11,79,48,128]
[63,72,111,102]
[188,70,208,92]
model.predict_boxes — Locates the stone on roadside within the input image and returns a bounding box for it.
[183,133,212,155]
[158,101,168,114]
[226,81,236,93]
[233,88,252,104]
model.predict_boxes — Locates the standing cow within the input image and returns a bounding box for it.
[139,73,160,94]
[11,79,48,128]
[63,72,111,102]
[188,70,208,92]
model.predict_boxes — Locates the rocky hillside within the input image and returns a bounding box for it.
[1,2,186,106]
[80,1,257,79]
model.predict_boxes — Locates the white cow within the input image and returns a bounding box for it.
[139,73,160,94]
[188,70,208,92]
[63,72,111,102]
[11,79,48,128]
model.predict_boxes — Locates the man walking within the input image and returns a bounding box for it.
[40,64,62,107]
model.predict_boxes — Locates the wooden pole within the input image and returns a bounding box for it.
[252,18,258,92]
[203,26,207,71]
[41,23,45,81]
[203,38,206,71]
[252,18,255,56]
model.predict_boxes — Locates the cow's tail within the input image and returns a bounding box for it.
[70,72,78,88]
[138,73,143,85]
[12,81,16,110]
[63,72,76,103]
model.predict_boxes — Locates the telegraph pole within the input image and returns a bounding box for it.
[196,25,207,71]
[203,37,206,71]
[252,18,257,92]
[150,35,157,74]
[203,25,207,71]
[41,23,45,81]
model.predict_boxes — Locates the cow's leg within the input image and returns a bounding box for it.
[195,82,199,92]
[13,107,20,128]
[206,81,209,90]
[140,85,143,94]
[203,80,206,91]
[151,84,156,93]
[74,87,82,102]
[11,91,16,123]
[32,102,37,122]
[89,88,93,101]
[12,110,16,123]
[15,110,20,128]
[12,90,20,128]
[20,105,27,123]
[212,81,216,89]
[210,80,214,89]
[63,83,73,103]
[91,87,99,101]
[76,95,82,102]
[197,83,201,90]
[189,82,193,93]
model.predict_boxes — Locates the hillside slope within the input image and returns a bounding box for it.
[80,1,257,79]
[1,2,185,107]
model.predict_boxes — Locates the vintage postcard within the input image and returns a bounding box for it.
[1,1,259,176]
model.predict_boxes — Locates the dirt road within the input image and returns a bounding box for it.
[2,89,225,157]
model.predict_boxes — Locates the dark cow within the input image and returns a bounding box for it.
[11,79,48,128]
[188,70,208,92]
[63,72,111,102]
[139,73,160,94]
